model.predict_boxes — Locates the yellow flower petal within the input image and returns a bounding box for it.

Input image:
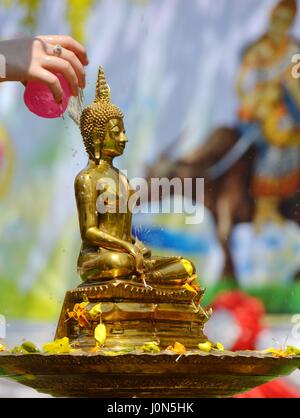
[10,341,39,354]
[89,343,101,353]
[21,341,39,353]
[94,323,107,346]
[89,303,102,318]
[43,337,72,354]
[140,341,160,353]
[183,283,197,294]
[167,342,186,354]
[77,301,89,310]
[181,259,194,277]
[215,342,224,351]
[285,346,300,356]
[264,347,288,358]
[198,341,212,352]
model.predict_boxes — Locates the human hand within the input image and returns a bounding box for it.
[0,35,88,103]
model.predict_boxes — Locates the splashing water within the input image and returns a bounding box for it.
[67,89,85,126]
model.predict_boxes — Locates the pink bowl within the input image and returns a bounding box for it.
[24,73,72,118]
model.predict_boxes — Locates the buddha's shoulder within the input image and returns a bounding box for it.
[75,168,91,186]
[75,165,118,188]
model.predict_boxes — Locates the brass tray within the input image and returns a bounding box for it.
[1,350,299,398]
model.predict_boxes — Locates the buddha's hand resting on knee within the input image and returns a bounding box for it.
[133,238,151,257]
[124,243,144,274]
[0,35,89,102]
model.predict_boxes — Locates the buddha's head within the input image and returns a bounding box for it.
[269,0,297,38]
[80,66,127,161]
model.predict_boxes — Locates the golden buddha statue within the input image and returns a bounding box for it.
[75,66,196,286]
[55,67,209,350]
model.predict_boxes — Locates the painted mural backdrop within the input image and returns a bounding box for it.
[1,0,300,320]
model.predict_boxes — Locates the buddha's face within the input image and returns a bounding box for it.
[101,118,127,158]
[269,6,295,37]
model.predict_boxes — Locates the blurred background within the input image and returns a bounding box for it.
[1,0,300,397]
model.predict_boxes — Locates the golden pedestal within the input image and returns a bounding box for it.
[55,279,209,350]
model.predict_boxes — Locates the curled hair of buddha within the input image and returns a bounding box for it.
[80,66,123,159]
[273,0,297,16]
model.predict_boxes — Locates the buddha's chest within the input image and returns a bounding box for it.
[94,170,134,240]
[95,171,135,213]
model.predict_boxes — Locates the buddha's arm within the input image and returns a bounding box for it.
[85,224,144,273]
[85,227,130,252]
[75,172,132,253]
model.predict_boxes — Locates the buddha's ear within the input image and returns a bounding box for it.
[95,140,101,160]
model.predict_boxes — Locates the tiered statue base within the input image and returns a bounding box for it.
[55,279,209,349]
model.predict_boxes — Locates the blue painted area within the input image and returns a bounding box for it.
[132,225,210,254]
[231,222,300,286]
[241,260,255,275]
[265,235,282,250]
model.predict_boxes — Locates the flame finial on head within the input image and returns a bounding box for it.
[95,66,111,102]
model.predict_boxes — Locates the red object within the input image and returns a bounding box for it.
[211,290,265,351]
[235,380,300,398]
[24,73,71,118]
[211,291,300,398]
